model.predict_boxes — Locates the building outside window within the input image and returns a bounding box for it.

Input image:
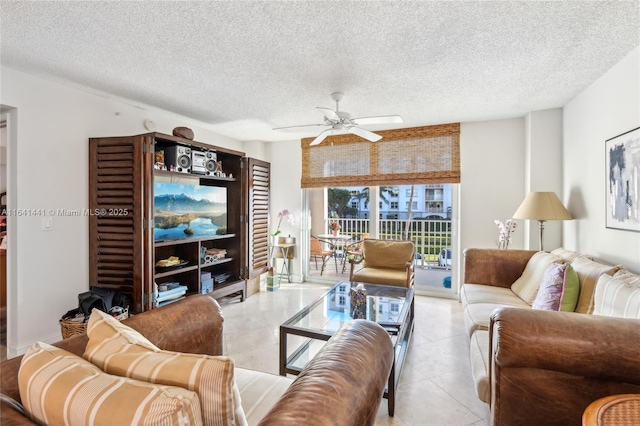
[425,188,443,201]
[405,201,418,210]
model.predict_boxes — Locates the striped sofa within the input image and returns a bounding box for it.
[461,247,640,426]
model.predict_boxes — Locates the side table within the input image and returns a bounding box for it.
[583,394,640,426]
[269,243,295,283]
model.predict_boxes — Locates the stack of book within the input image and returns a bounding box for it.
[212,272,232,284]
[155,283,188,307]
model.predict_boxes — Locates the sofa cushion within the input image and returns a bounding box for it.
[234,368,292,425]
[461,283,529,307]
[571,256,620,314]
[594,271,640,319]
[469,330,490,404]
[84,309,246,426]
[361,239,414,269]
[550,247,583,263]
[351,267,409,287]
[531,263,579,312]
[463,301,528,336]
[510,251,561,304]
[19,342,202,426]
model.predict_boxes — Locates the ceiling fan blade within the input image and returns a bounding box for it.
[310,129,332,146]
[273,123,327,130]
[348,126,382,142]
[317,107,339,121]
[351,115,404,125]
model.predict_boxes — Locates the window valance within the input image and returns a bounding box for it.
[301,122,460,188]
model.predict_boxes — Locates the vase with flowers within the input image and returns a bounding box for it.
[328,221,341,237]
[271,209,294,245]
[494,219,517,249]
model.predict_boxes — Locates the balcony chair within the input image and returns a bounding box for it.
[341,232,369,273]
[310,236,332,275]
[349,239,415,288]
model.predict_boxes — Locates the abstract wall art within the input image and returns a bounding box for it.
[606,127,640,232]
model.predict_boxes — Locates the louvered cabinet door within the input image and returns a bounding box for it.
[243,158,270,297]
[89,136,153,313]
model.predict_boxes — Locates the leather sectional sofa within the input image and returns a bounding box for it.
[462,247,640,426]
[1,294,394,425]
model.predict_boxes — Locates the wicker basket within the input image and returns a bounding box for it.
[60,309,128,339]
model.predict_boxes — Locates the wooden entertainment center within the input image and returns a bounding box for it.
[89,132,270,313]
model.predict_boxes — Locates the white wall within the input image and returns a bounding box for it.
[523,109,565,250]
[563,47,640,272]
[264,139,304,280]
[1,66,257,356]
[459,118,526,251]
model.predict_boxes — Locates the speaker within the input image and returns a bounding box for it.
[205,151,218,176]
[164,145,191,173]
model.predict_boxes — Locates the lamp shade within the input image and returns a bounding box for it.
[512,192,573,221]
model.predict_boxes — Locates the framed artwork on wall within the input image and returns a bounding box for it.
[605,126,640,232]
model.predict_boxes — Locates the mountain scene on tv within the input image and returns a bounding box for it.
[154,182,227,241]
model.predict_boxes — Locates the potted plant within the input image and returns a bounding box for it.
[271,209,294,245]
[328,221,341,237]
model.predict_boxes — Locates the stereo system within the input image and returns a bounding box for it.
[191,149,218,176]
[164,145,192,174]
[163,145,218,176]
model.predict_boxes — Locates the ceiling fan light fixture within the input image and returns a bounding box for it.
[276,92,402,146]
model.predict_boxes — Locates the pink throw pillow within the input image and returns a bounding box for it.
[532,262,579,311]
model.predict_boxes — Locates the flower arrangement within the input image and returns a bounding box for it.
[328,221,341,232]
[494,219,517,249]
[271,209,294,236]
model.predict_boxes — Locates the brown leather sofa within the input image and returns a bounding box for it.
[462,248,640,426]
[1,294,393,426]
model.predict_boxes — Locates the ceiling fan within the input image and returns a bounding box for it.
[273,92,403,146]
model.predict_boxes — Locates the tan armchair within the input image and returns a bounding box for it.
[349,239,415,288]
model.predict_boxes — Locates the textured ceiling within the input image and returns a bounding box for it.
[1,1,638,142]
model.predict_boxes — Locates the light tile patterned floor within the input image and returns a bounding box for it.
[220,283,488,426]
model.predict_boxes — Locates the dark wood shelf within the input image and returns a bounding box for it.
[200,258,233,268]
[153,169,237,182]
[154,264,198,279]
[209,279,245,299]
[155,234,236,248]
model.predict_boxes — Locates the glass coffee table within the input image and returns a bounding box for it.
[279,281,414,416]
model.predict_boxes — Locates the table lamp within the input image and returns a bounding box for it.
[512,191,572,251]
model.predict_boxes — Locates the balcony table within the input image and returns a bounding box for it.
[317,233,352,273]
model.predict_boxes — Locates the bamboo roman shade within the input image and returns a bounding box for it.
[301,123,460,188]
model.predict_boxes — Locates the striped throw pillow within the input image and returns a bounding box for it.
[84,309,246,426]
[511,251,562,304]
[19,342,202,426]
[594,271,640,319]
[571,256,620,314]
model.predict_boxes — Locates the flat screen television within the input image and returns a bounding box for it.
[153,181,227,241]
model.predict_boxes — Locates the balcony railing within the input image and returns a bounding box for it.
[324,218,452,265]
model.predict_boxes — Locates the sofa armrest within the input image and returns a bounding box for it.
[463,248,537,288]
[122,294,224,356]
[0,401,34,426]
[490,307,640,426]
[258,320,393,426]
